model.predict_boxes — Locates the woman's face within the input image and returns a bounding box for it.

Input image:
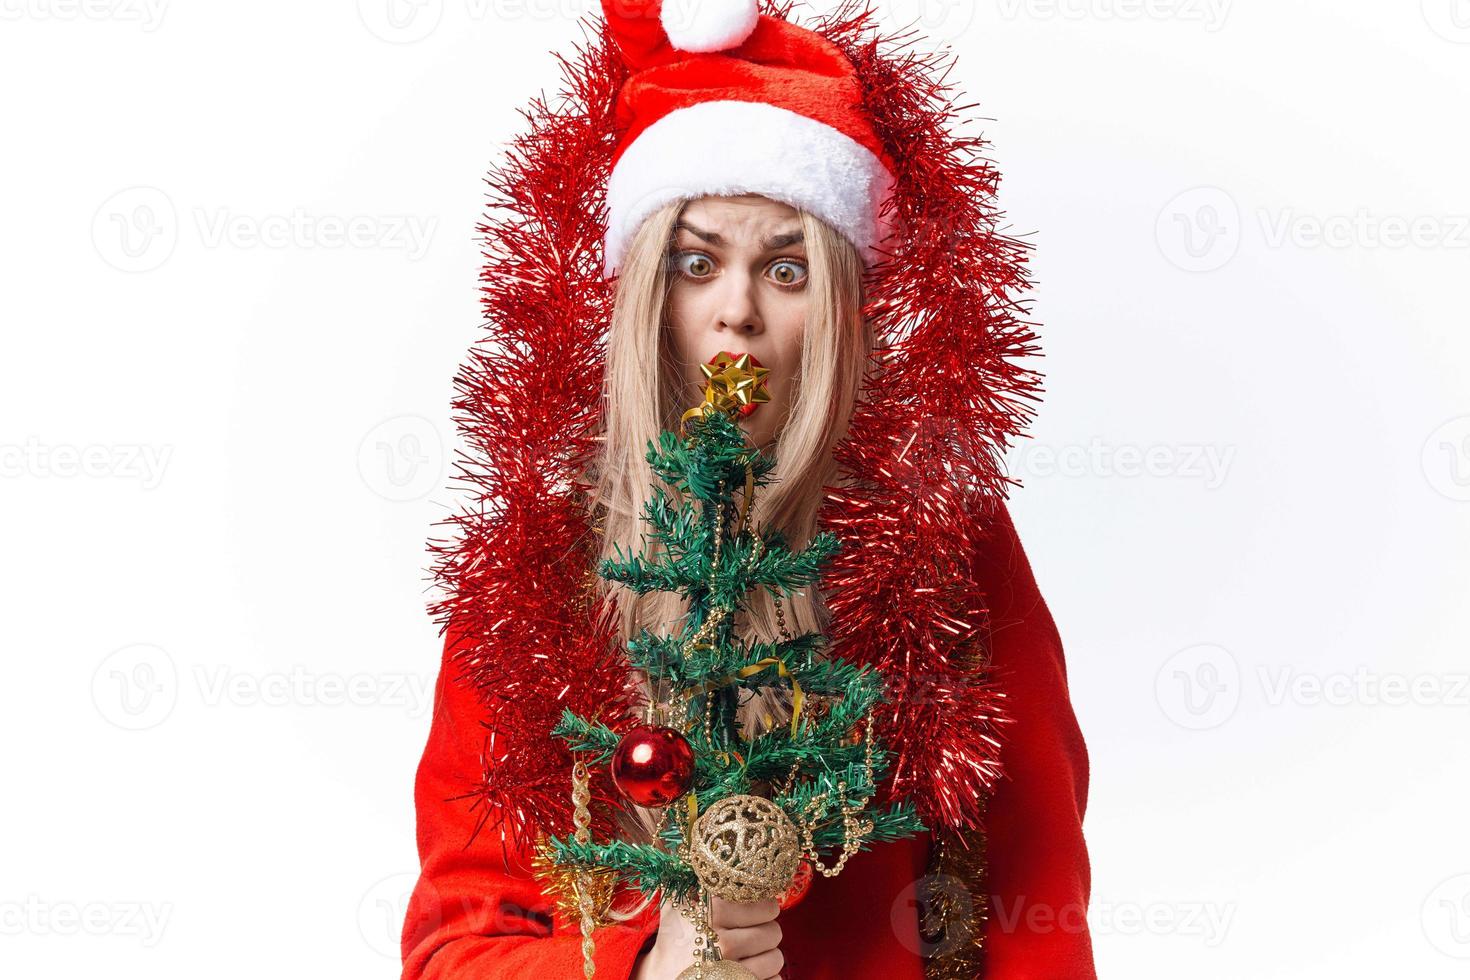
[664,194,809,451]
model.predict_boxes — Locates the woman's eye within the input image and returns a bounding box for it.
[673,251,715,278]
[767,259,808,287]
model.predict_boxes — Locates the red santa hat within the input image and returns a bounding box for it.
[599,0,899,278]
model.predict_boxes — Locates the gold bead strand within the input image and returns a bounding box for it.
[571,760,597,979]
[770,587,794,644]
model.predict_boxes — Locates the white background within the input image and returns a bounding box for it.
[2,1,1468,977]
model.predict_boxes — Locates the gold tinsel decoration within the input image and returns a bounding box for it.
[922,623,994,979]
[920,809,991,979]
[529,833,617,930]
[688,795,802,904]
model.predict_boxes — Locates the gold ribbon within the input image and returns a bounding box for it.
[692,657,804,740]
[734,658,803,739]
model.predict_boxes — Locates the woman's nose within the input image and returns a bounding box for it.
[715,269,762,334]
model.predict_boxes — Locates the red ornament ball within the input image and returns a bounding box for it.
[611,725,695,807]
[777,858,813,910]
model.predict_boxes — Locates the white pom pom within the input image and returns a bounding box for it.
[661,0,760,53]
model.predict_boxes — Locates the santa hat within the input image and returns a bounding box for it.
[599,0,898,278]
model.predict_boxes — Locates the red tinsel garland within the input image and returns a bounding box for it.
[427,0,1040,856]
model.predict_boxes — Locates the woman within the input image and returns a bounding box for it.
[402,3,1094,978]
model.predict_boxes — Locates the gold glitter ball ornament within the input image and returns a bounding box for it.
[688,794,802,904]
[675,960,759,980]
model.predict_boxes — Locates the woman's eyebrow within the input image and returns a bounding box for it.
[673,221,722,245]
[672,222,804,250]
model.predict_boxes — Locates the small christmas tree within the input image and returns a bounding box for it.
[542,352,926,977]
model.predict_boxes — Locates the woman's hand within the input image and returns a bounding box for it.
[632,894,785,980]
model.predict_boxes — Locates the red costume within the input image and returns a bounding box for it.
[401,502,1094,978]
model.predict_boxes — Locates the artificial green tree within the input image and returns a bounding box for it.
[543,353,926,974]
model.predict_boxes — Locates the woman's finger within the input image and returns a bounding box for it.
[709,896,780,928]
[715,920,782,960]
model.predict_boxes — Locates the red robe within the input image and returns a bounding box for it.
[400,500,1095,979]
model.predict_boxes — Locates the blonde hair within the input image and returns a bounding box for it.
[578,196,874,852]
